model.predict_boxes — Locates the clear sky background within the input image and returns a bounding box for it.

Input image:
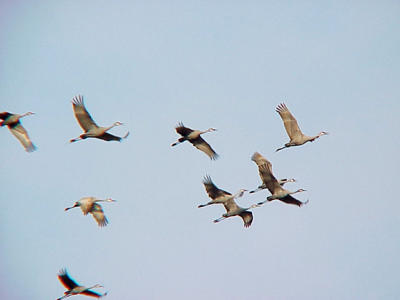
[0,1,399,299]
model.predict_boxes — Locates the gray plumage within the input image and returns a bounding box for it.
[275,103,328,152]
[69,95,129,143]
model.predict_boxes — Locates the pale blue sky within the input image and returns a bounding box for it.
[1,1,399,299]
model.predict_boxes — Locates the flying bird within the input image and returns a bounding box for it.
[198,175,247,208]
[213,198,260,228]
[69,95,129,143]
[250,152,296,193]
[252,156,307,207]
[0,111,36,152]
[65,197,116,227]
[171,122,218,160]
[57,269,107,299]
[275,103,328,152]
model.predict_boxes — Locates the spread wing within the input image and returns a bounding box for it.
[276,103,304,140]
[58,269,80,290]
[175,122,193,137]
[72,95,98,131]
[258,164,282,194]
[81,290,104,298]
[280,195,304,207]
[0,112,12,121]
[203,175,231,200]
[251,152,272,169]
[8,123,36,152]
[97,132,122,142]
[239,211,253,228]
[190,136,218,160]
[90,203,108,227]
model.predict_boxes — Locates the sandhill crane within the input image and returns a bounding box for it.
[0,111,36,152]
[57,269,107,299]
[198,175,247,208]
[275,103,328,152]
[213,199,260,228]
[171,122,218,160]
[69,95,129,143]
[250,152,296,193]
[65,197,116,227]
[250,153,307,207]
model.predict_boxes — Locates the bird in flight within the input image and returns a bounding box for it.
[275,103,328,152]
[70,95,129,143]
[171,122,218,160]
[0,111,36,152]
[57,269,107,299]
[65,197,116,227]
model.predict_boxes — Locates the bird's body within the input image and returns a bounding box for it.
[275,103,328,152]
[57,269,106,300]
[65,197,116,227]
[70,95,129,143]
[171,122,218,160]
[214,199,259,228]
[0,111,36,152]
[198,175,247,208]
[250,152,296,193]
[250,152,307,207]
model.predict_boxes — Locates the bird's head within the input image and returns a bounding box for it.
[113,121,124,126]
[296,189,306,193]
[207,128,217,132]
[105,198,116,202]
[22,112,35,117]
[64,202,80,211]
[319,131,328,136]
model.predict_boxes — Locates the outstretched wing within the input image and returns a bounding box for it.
[223,198,240,214]
[251,152,272,169]
[72,95,98,131]
[239,211,253,228]
[81,290,104,298]
[190,136,219,160]
[175,122,193,137]
[58,269,80,289]
[276,103,304,140]
[280,195,304,207]
[258,164,282,194]
[203,175,231,200]
[97,132,122,142]
[8,123,36,152]
[0,112,12,121]
[90,203,108,227]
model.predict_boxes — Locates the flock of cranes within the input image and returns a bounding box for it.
[1,96,327,299]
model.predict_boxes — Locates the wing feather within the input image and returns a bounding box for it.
[258,164,282,194]
[190,136,218,160]
[90,203,108,227]
[58,269,80,289]
[239,211,253,228]
[175,122,193,136]
[276,103,304,140]
[203,176,231,200]
[280,195,304,207]
[9,123,36,152]
[72,95,98,131]
[81,290,104,298]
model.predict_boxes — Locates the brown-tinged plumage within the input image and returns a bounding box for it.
[198,175,247,208]
[251,153,307,207]
[69,95,129,143]
[0,111,36,152]
[213,198,260,228]
[65,197,116,227]
[250,152,296,193]
[275,103,328,152]
[57,269,106,300]
[171,122,218,160]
